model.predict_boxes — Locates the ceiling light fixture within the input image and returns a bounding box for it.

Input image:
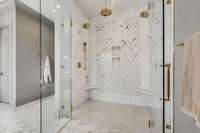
[56,4,61,9]
[100,0,112,17]
[52,9,56,13]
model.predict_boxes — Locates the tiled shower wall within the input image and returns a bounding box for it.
[95,17,141,95]
[88,4,163,108]
[70,2,89,107]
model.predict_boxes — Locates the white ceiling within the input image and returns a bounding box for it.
[19,0,55,21]
[0,0,5,3]
[75,0,147,18]
[17,0,148,21]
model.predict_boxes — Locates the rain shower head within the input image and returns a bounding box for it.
[100,8,112,17]
[100,0,112,17]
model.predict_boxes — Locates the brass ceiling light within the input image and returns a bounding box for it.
[140,0,151,18]
[100,0,112,17]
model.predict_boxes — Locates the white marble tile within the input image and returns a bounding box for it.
[60,100,162,133]
[0,100,40,133]
[0,97,162,133]
[0,95,68,133]
[59,119,123,133]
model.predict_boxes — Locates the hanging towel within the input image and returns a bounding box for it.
[181,31,200,128]
[44,56,52,84]
[192,32,200,128]
[181,34,194,117]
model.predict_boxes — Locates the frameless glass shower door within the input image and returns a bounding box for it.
[40,0,72,132]
[146,0,165,132]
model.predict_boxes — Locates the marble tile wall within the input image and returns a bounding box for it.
[95,17,141,95]
[70,2,90,107]
[88,5,163,108]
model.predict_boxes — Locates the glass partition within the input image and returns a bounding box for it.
[147,0,164,132]
[40,0,72,132]
[0,0,169,133]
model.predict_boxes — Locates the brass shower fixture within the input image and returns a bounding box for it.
[100,0,112,17]
[140,0,151,18]
[82,22,90,29]
[100,8,112,16]
[140,11,150,18]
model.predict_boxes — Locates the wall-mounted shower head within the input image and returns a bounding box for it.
[140,0,154,18]
[82,22,90,29]
[140,11,150,18]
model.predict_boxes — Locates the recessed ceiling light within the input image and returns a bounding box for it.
[52,9,56,13]
[56,5,61,9]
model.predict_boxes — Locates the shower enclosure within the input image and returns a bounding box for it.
[0,0,172,133]
[39,0,172,133]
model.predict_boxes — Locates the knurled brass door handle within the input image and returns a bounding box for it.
[164,64,171,101]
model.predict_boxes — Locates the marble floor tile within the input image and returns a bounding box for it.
[59,119,123,133]
[0,98,161,133]
[60,100,162,133]
[0,95,68,133]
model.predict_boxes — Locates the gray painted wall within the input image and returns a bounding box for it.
[174,0,200,133]
[16,3,54,106]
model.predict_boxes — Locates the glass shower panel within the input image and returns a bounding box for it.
[58,15,72,119]
[147,0,164,132]
[41,0,72,132]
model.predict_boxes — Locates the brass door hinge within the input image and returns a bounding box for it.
[148,120,155,128]
[166,124,172,129]
[70,105,73,112]
[70,20,73,27]
[166,0,172,5]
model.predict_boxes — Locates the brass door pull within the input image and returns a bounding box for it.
[164,64,171,101]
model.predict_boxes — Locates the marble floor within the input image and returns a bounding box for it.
[0,96,68,133]
[59,119,123,133]
[60,100,162,133]
[0,98,162,133]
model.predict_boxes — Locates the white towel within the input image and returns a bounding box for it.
[44,56,52,83]
[181,31,200,128]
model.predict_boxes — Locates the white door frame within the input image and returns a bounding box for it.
[164,1,174,133]
[0,0,16,107]
[0,7,16,107]
[0,24,12,104]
